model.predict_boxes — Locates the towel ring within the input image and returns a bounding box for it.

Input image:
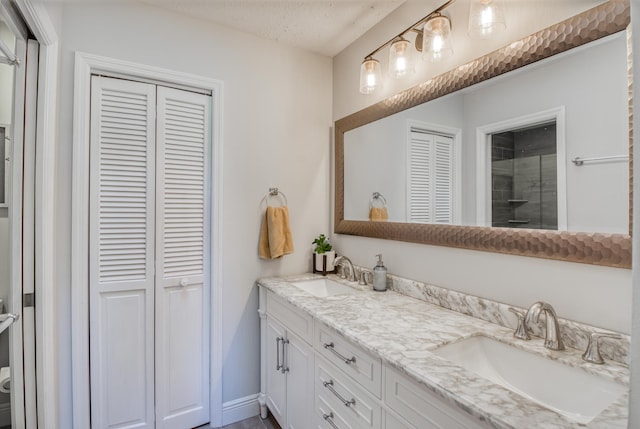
[369,192,387,209]
[263,187,288,207]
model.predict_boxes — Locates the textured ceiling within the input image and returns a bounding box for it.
[140,0,406,57]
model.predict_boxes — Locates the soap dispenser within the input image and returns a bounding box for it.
[372,254,387,292]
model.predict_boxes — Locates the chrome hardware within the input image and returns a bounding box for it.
[334,256,356,282]
[358,269,372,286]
[582,332,623,364]
[508,307,530,340]
[0,313,18,336]
[263,187,288,206]
[323,342,356,365]
[281,339,290,373]
[524,302,564,350]
[323,412,339,429]
[323,380,356,407]
[23,293,35,308]
[572,155,628,166]
[275,337,283,371]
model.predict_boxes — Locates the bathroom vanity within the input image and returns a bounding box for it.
[257,274,629,429]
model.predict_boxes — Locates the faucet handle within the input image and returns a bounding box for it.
[359,270,372,285]
[582,332,623,364]
[338,266,347,279]
[508,308,531,340]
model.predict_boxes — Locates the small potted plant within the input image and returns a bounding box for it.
[312,234,336,274]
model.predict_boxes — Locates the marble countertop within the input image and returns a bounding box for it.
[257,274,629,429]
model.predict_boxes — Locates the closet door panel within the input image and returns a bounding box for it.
[97,290,150,428]
[89,76,156,429]
[155,86,211,429]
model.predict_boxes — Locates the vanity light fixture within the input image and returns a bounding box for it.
[422,13,453,61]
[468,0,506,38]
[358,0,455,94]
[358,0,507,94]
[389,36,414,78]
[359,56,382,94]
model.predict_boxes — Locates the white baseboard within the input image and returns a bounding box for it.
[221,393,260,426]
[0,401,10,426]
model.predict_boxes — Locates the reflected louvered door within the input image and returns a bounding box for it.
[434,135,454,224]
[408,131,454,224]
[89,76,156,429]
[155,86,210,429]
[408,131,433,223]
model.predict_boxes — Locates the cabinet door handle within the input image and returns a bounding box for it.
[323,342,356,365]
[323,380,356,407]
[322,412,339,429]
[281,339,290,374]
[275,337,284,371]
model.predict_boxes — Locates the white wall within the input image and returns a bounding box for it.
[45,2,332,427]
[333,0,631,334]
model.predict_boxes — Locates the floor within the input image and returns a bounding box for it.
[196,415,279,429]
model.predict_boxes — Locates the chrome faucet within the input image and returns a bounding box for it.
[524,302,564,351]
[334,255,356,282]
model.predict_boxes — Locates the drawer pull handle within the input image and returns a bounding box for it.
[323,412,339,429]
[323,380,356,407]
[323,342,356,365]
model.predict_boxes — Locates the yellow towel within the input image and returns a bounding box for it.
[259,206,294,259]
[369,207,389,221]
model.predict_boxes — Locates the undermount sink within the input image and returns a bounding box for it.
[290,278,358,298]
[431,335,626,424]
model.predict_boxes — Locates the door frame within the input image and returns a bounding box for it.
[71,52,224,428]
[5,0,58,427]
[406,120,462,224]
[475,106,568,229]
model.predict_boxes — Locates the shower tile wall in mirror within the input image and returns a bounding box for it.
[344,32,628,234]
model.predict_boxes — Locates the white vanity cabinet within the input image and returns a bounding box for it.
[259,284,488,429]
[260,288,314,429]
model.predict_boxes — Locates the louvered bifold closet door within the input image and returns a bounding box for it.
[155,86,211,429]
[89,76,156,429]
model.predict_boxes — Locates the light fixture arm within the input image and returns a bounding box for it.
[364,0,456,59]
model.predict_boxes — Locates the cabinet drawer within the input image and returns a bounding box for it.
[384,411,413,429]
[315,323,382,398]
[267,291,313,343]
[384,366,487,429]
[316,391,361,429]
[316,356,381,429]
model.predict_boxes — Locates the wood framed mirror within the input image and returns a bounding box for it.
[334,0,632,268]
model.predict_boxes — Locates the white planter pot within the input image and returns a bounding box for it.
[314,250,335,272]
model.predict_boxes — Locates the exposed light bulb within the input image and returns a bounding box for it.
[432,35,444,53]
